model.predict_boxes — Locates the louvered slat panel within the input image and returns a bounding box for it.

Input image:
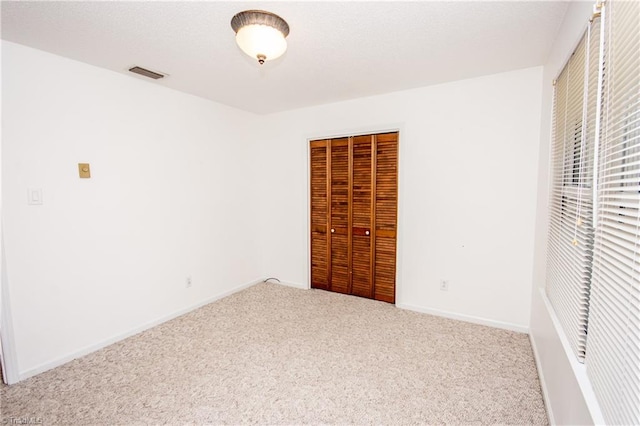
[375,134,398,231]
[311,142,328,225]
[352,136,372,228]
[375,237,396,303]
[374,133,398,303]
[311,235,328,289]
[351,136,373,298]
[352,235,371,297]
[331,234,349,294]
[331,139,349,293]
[310,141,329,289]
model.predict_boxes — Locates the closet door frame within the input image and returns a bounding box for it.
[307,129,400,303]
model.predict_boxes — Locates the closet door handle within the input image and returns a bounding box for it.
[365,230,370,236]
[331,228,335,233]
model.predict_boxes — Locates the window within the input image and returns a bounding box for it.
[584,1,640,424]
[546,19,598,362]
[546,1,639,424]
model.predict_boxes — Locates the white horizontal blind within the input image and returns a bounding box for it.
[546,20,598,362]
[585,0,640,424]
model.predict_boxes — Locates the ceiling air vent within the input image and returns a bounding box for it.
[128,66,165,80]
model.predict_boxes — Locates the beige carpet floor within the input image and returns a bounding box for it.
[1,283,548,425]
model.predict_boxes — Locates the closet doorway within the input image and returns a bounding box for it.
[309,132,398,303]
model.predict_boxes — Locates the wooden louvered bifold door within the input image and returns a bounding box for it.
[373,133,398,303]
[351,135,373,298]
[330,138,350,294]
[310,132,398,304]
[310,140,329,290]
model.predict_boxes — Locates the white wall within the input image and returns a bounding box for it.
[528,1,604,425]
[1,41,263,381]
[1,31,572,404]
[255,67,543,332]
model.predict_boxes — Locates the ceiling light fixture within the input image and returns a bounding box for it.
[230,10,290,65]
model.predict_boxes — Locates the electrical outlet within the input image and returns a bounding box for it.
[440,280,449,291]
[186,276,192,288]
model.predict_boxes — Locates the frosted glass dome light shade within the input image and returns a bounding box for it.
[231,10,290,65]
[236,25,287,63]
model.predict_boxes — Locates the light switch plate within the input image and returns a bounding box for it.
[78,163,91,178]
[28,188,43,205]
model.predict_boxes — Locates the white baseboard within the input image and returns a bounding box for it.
[529,332,555,426]
[274,280,308,290]
[396,302,529,334]
[18,277,264,382]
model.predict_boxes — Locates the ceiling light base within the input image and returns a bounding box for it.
[231,10,290,65]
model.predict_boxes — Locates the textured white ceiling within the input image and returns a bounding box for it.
[1,1,569,114]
